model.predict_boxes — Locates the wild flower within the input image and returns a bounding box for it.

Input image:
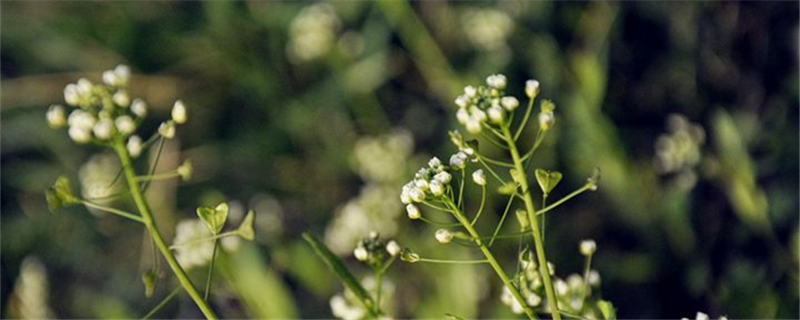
[6,257,55,319]
[655,114,706,189]
[460,8,514,52]
[287,3,341,63]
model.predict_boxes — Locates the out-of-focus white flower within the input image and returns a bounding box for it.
[76,78,93,95]
[79,153,124,210]
[488,105,504,123]
[92,118,114,140]
[103,64,131,86]
[352,130,414,183]
[64,84,80,105]
[127,135,143,158]
[486,74,507,89]
[171,100,187,124]
[538,111,555,131]
[68,127,91,143]
[174,219,215,270]
[461,8,513,51]
[580,239,597,256]
[131,99,148,118]
[158,121,176,139]
[406,204,421,220]
[435,229,453,243]
[7,256,55,319]
[554,279,568,295]
[112,90,130,107]
[500,96,519,111]
[46,105,67,128]
[330,294,365,320]
[353,246,369,261]
[386,240,401,256]
[472,169,486,186]
[464,85,477,98]
[68,110,96,131]
[115,115,136,135]
[287,3,341,63]
[526,80,540,99]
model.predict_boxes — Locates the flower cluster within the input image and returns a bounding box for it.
[655,114,706,189]
[353,231,401,267]
[501,243,605,318]
[46,65,188,158]
[453,74,541,134]
[460,8,514,52]
[400,156,453,217]
[287,3,341,63]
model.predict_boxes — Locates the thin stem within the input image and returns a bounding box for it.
[375,267,383,315]
[443,198,539,320]
[489,194,516,247]
[583,253,593,299]
[458,169,465,210]
[80,199,145,223]
[140,137,165,192]
[476,153,515,168]
[112,138,218,320]
[470,185,487,225]
[480,131,510,150]
[421,201,453,213]
[520,129,545,163]
[536,184,593,217]
[476,157,507,185]
[203,240,219,301]
[500,124,561,320]
[136,171,181,182]
[514,96,536,141]
[169,231,240,250]
[141,286,182,319]
[541,194,548,246]
[417,257,489,265]
[419,216,460,227]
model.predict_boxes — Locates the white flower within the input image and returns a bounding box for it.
[472,169,486,186]
[92,118,114,140]
[414,178,429,191]
[112,91,130,107]
[455,95,469,108]
[64,84,80,105]
[525,80,540,98]
[554,279,568,296]
[456,108,470,124]
[580,239,597,256]
[428,156,442,168]
[68,110,96,130]
[587,270,600,286]
[500,96,519,111]
[386,240,401,256]
[127,135,143,158]
[173,219,214,270]
[435,229,453,243]
[158,121,176,139]
[76,78,93,95]
[353,246,369,261]
[696,312,709,320]
[526,293,541,307]
[330,294,365,320]
[177,160,193,181]
[471,107,487,122]
[539,111,555,131]
[464,85,477,98]
[449,151,467,169]
[465,117,482,133]
[171,100,188,124]
[434,171,451,184]
[406,204,421,219]
[113,64,130,85]
[46,105,67,128]
[409,188,425,202]
[429,180,444,196]
[114,115,136,135]
[131,99,147,118]
[68,126,91,143]
[488,105,504,123]
[486,74,507,89]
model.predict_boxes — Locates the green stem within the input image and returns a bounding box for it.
[204,240,219,301]
[417,258,489,264]
[112,138,218,320]
[470,185,487,225]
[375,267,383,315]
[536,184,593,217]
[142,286,182,319]
[135,171,181,182]
[169,231,240,250]
[514,96,536,141]
[501,125,562,320]
[80,199,145,223]
[443,198,539,320]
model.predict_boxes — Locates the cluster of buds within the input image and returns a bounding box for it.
[46,65,189,158]
[501,244,603,318]
[353,232,401,268]
[453,74,523,133]
[400,157,452,217]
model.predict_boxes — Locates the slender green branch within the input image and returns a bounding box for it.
[476,153,515,168]
[203,240,219,301]
[112,138,218,320]
[80,199,144,223]
[140,137,165,192]
[141,286,182,319]
[476,157,507,185]
[514,96,536,141]
[419,216,460,227]
[417,258,489,264]
[169,231,240,250]
[470,185,487,225]
[480,131,510,150]
[421,201,453,213]
[375,267,383,315]
[489,194,516,247]
[583,253,593,299]
[536,184,594,217]
[458,169,465,210]
[135,171,181,182]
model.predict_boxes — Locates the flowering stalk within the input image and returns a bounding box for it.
[111,137,218,320]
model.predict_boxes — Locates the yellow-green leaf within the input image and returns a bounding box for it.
[237,210,256,241]
[197,202,228,234]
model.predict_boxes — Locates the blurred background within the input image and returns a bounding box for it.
[1,1,798,319]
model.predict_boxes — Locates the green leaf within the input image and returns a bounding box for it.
[302,232,377,317]
[597,300,616,320]
[515,209,529,229]
[142,269,157,298]
[237,210,255,241]
[535,169,563,195]
[196,202,228,235]
[46,175,79,213]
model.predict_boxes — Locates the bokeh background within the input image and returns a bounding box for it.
[1,1,798,319]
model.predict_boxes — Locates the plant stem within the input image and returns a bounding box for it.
[204,240,219,301]
[443,198,539,320]
[112,138,218,320]
[142,286,182,319]
[500,125,562,320]
[80,199,145,223]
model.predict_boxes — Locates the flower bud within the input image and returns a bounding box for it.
[76,78,93,95]
[486,74,507,89]
[580,239,597,256]
[113,91,130,107]
[465,118,482,133]
[449,151,467,169]
[354,246,369,261]
[68,126,91,144]
[525,80,540,98]
[500,96,519,111]
[428,156,442,168]
[456,108,470,124]
[64,84,80,106]
[429,180,444,196]
[455,95,469,108]
[434,171,452,184]
[115,115,136,135]
[464,85,477,98]
[171,100,188,124]
[386,240,401,256]
[92,118,114,140]
[435,229,453,244]
[46,105,67,128]
[131,99,148,118]
[127,135,143,158]
[472,169,486,186]
[178,160,193,181]
[400,248,420,262]
[538,111,555,131]
[409,188,425,202]
[406,204,421,219]
[488,105,504,124]
[158,121,176,139]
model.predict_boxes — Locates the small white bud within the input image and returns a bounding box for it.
[539,111,555,131]
[177,160,193,181]
[465,118,482,133]
[587,270,600,286]
[114,64,130,85]
[354,246,369,261]
[158,121,176,139]
[434,171,451,184]
[435,229,453,244]
[131,99,148,118]
[695,312,709,320]
[414,178,429,191]
[500,96,519,111]
[455,95,469,108]
[92,118,114,140]
[400,186,412,204]
[171,100,188,124]
[429,180,444,196]
[113,91,130,107]
[406,204,421,219]
[127,135,143,158]
[527,293,542,307]
[488,105,504,124]
[555,279,568,296]
[64,84,80,106]
[386,240,401,256]
[46,105,67,128]
[472,169,486,186]
[486,74,507,89]
[428,157,442,168]
[464,85,477,98]
[115,115,136,135]
[456,108,470,124]
[409,188,425,202]
[68,110,96,130]
[102,70,118,86]
[471,107,487,122]
[449,152,467,169]
[580,239,597,256]
[68,126,91,143]
[462,147,475,155]
[525,80,540,98]
[76,78,93,95]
